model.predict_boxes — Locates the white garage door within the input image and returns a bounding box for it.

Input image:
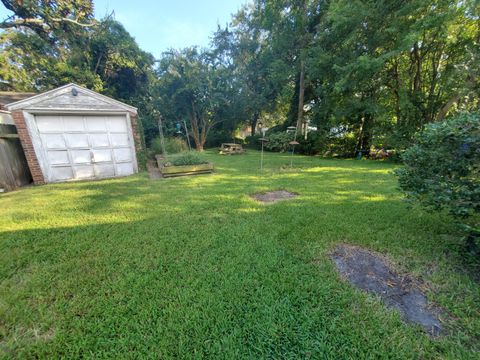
[35,114,136,182]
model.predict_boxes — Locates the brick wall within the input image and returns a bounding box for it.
[11,111,45,184]
[129,112,146,171]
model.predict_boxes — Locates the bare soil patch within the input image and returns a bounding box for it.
[251,190,297,203]
[331,244,444,336]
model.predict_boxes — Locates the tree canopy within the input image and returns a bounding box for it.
[1,0,478,151]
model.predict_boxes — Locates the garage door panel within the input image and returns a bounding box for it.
[92,149,112,162]
[116,163,134,176]
[64,116,85,132]
[50,166,73,181]
[71,149,91,164]
[74,165,94,179]
[41,134,66,149]
[65,133,89,148]
[37,117,63,132]
[86,117,107,132]
[113,148,132,162]
[108,117,128,132]
[47,150,69,165]
[94,164,115,178]
[35,114,135,182]
[110,133,129,147]
[89,133,109,147]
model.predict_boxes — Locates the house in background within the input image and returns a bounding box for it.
[4,83,144,184]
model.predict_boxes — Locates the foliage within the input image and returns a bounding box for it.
[396,113,480,220]
[154,48,233,151]
[0,0,96,36]
[204,129,235,149]
[298,131,327,155]
[244,134,262,150]
[165,151,208,166]
[3,0,478,156]
[219,0,479,152]
[90,19,155,102]
[1,153,479,357]
[152,137,188,155]
[212,6,280,137]
[0,11,156,144]
[326,132,358,158]
[263,132,294,152]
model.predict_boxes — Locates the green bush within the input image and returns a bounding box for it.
[264,132,294,152]
[298,131,327,155]
[164,152,208,167]
[152,137,188,155]
[204,129,234,148]
[396,113,480,249]
[326,132,358,158]
[246,129,356,157]
[244,134,262,150]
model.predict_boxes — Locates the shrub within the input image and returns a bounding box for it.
[244,134,262,150]
[395,113,480,249]
[264,132,294,152]
[163,152,208,167]
[326,133,357,158]
[204,129,235,148]
[152,137,188,155]
[298,131,327,155]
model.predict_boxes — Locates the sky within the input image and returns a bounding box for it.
[0,0,250,59]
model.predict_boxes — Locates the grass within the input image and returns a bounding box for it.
[0,151,478,359]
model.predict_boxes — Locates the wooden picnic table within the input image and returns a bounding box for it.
[219,143,245,155]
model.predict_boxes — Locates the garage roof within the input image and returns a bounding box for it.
[0,91,37,110]
[5,83,137,114]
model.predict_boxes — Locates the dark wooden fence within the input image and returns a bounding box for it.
[0,123,32,191]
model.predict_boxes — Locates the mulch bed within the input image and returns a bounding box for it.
[251,190,297,203]
[331,244,444,336]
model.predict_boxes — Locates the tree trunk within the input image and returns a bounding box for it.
[436,95,459,122]
[413,42,422,94]
[251,112,259,136]
[356,114,373,156]
[94,52,104,74]
[199,114,207,152]
[188,102,210,151]
[356,114,365,154]
[392,59,402,126]
[189,103,203,151]
[296,59,305,136]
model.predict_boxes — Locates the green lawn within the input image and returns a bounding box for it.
[1,151,478,359]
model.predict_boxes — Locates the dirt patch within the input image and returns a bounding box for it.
[251,190,297,203]
[331,244,444,336]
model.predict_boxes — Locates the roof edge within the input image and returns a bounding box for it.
[5,83,138,114]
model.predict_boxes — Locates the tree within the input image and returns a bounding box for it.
[0,0,96,36]
[303,0,479,151]
[212,4,277,136]
[0,8,157,139]
[155,48,232,151]
[89,19,155,102]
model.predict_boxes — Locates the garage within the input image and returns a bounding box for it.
[5,83,142,184]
